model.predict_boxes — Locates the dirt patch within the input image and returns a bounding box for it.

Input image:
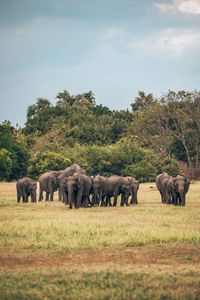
[0,246,200,272]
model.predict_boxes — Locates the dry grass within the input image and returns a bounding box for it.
[0,181,200,299]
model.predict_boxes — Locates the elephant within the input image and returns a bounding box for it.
[124,176,140,205]
[101,175,133,207]
[156,172,170,203]
[91,174,108,206]
[16,177,37,203]
[156,173,190,206]
[39,170,61,201]
[173,175,190,206]
[162,176,176,204]
[66,172,92,209]
[58,164,86,203]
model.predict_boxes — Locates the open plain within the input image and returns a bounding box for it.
[0,181,200,299]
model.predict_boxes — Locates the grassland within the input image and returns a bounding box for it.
[0,181,200,299]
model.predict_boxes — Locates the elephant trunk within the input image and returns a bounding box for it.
[179,189,186,206]
[92,187,99,206]
[133,189,138,204]
[31,190,36,202]
[68,185,75,209]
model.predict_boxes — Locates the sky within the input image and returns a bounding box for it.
[0,0,200,126]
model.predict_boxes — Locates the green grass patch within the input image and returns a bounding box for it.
[0,268,200,300]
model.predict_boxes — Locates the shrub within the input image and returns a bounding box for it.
[28,151,71,179]
[0,149,13,181]
[159,158,182,177]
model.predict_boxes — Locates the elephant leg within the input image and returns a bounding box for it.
[64,192,68,205]
[113,195,118,207]
[58,189,62,201]
[31,194,34,203]
[69,200,73,209]
[68,191,74,209]
[88,196,93,207]
[50,191,54,201]
[39,191,43,201]
[63,191,66,203]
[134,192,138,204]
[96,194,100,206]
[23,190,28,202]
[101,196,105,207]
[82,196,89,208]
[39,185,43,201]
[171,193,176,205]
[166,191,171,204]
[130,195,134,205]
[161,191,165,203]
[76,189,83,208]
[125,196,129,206]
[108,197,112,207]
[91,194,95,206]
[25,194,28,203]
[120,193,125,206]
[104,196,109,207]
[45,192,50,201]
[17,193,21,203]
[174,195,178,206]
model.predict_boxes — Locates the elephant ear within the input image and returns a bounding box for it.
[119,178,125,189]
[75,176,81,188]
[184,178,190,193]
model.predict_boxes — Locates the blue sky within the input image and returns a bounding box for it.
[0,0,200,126]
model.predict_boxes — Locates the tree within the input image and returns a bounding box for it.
[25,98,54,135]
[56,90,74,107]
[162,90,200,171]
[28,151,71,179]
[0,149,13,181]
[131,91,156,113]
[129,92,172,156]
[0,122,30,180]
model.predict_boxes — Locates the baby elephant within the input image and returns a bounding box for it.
[16,177,37,203]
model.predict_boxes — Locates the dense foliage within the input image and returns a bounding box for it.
[0,122,30,180]
[28,152,71,179]
[1,89,199,181]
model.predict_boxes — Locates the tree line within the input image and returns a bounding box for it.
[0,89,200,182]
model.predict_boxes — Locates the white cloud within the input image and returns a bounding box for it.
[101,26,200,58]
[102,28,123,41]
[138,28,200,57]
[154,0,200,15]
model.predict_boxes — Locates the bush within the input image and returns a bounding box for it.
[159,158,182,177]
[28,151,71,179]
[0,149,13,181]
[0,122,30,180]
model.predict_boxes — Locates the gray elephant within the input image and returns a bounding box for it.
[16,177,37,203]
[66,172,92,209]
[173,175,190,206]
[102,175,133,207]
[39,170,61,201]
[124,176,140,205]
[156,172,170,203]
[162,176,176,204]
[58,164,86,203]
[91,174,108,206]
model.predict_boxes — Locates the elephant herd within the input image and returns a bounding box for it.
[16,164,190,208]
[16,164,139,208]
[156,172,190,206]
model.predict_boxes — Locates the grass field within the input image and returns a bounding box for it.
[0,181,200,299]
